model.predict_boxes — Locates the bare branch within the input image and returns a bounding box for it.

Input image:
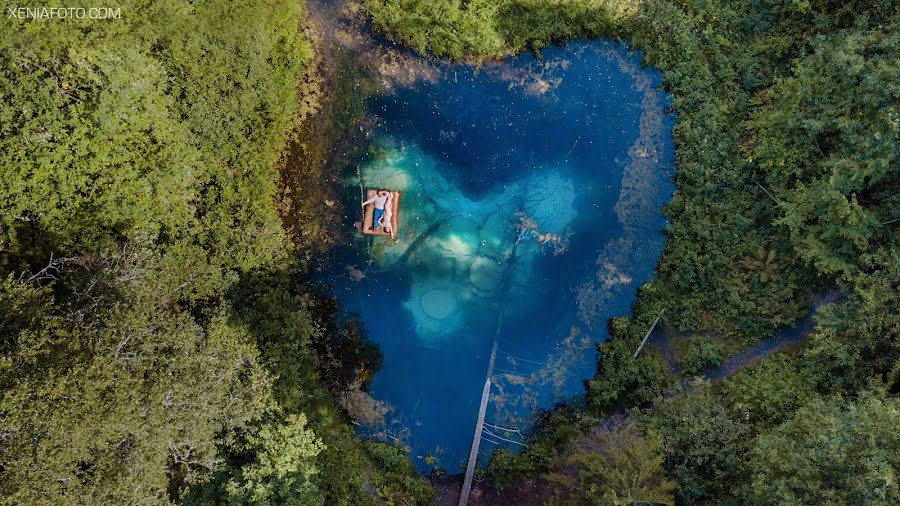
[20,253,76,286]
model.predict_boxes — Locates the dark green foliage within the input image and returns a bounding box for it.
[747,391,900,504]
[745,19,899,289]
[486,406,582,489]
[0,275,52,353]
[586,314,673,414]
[645,389,751,505]
[721,353,817,428]
[680,336,723,376]
[366,442,434,505]
[799,298,900,395]
[306,296,384,392]
[486,448,546,491]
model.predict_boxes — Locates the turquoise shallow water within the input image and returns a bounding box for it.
[328,41,674,471]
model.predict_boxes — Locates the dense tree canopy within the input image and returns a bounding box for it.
[1,0,897,503]
[1,1,429,504]
[547,418,675,505]
[748,392,900,504]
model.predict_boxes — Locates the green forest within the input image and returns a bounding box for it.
[0,1,429,504]
[2,0,898,505]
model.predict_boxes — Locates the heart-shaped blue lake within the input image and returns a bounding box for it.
[329,40,674,471]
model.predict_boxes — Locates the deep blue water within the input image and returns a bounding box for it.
[328,41,674,472]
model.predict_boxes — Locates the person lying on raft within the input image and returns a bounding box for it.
[362,189,391,231]
[380,192,396,240]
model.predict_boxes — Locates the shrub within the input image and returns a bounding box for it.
[680,336,724,376]
[721,353,817,428]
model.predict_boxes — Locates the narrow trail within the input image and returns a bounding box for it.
[703,314,814,382]
[650,289,842,387]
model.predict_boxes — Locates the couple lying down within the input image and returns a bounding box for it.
[362,189,395,239]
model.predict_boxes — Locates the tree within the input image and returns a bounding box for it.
[679,336,724,376]
[748,391,900,504]
[365,442,434,505]
[799,299,900,395]
[0,266,274,505]
[745,20,899,288]
[645,388,750,505]
[587,315,673,414]
[223,414,324,506]
[0,1,380,503]
[546,417,675,505]
[721,353,817,428]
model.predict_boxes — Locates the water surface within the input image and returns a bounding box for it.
[328,41,674,471]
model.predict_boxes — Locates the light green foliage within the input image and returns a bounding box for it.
[366,0,505,59]
[680,336,723,376]
[646,388,750,505]
[721,353,817,427]
[0,0,391,503]
[546,418,675,505]
[223,414,324,506]
[0,0,311,274]
[365,0,631,60]
[0,270,274,505]
[748,391,900,504]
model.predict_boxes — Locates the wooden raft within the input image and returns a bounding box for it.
[362,190,401,236]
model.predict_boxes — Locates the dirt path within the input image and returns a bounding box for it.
[702,313,814,382]
[648,289,842,386]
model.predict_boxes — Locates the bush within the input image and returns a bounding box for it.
[680,336,724,376]
[721,353,817,428]
[545,417,675,505]
[644,388,750,505]
[587,316,674,414]
[366,442,434,505]
[486,406,582,489]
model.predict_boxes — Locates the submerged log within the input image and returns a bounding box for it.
[459,341,497,506]
[459,219,525,506]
